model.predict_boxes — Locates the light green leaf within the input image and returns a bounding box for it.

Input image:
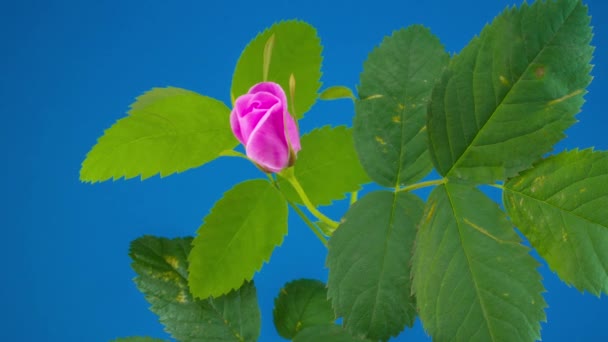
[277,126,369,206]
[272,279,335,339]
[188,179,288,298]
[504,149,608,295]
[293,325,371,342]
[231,20,323,118]
[327,191,423,340]
[80,87,237,182]
[412,183,546,342]
[354,25,449,188]
[111,337,168,342]
[319,86,355,101]
[129,236,261,342]
[427,0,593,183]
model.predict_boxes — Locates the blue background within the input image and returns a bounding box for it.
[2,0,607,341]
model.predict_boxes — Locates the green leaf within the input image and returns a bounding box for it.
[111,337,168,342]
[412,183,546,342]
[504,149,608,295]
[231,20,323,118]
[293,325,371,342]
[327,191,423,340]
[129,236,261,342]
[188,179,288,298]
[354,25,449,188]
[427,0,593,183]
[319,86,355,101]
[273,279,335,339]
[80,87,237,183]
[277,126,369,206]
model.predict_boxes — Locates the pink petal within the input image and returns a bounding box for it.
[246,102,289,172]
[249,82,288,106]
[285,111,301,153]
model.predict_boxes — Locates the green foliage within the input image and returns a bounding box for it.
[80,87,236,182]
[354,25,449,188]
[272,279,335,339]
[129,236,261,342]
[84,0,602,341]
[427,0,593,183]
[504,149,608,295]
[293,325,371,342]
[111,337,168,342]
[277,126,369,206]
[188,179,288,299]
[319,86,355,101]
[412,183,546,342]
[231,20,323,118]
[327,191,423,340]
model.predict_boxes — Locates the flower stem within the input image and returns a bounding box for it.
[288,202,328,247]
[279,168,340,232]
[396,178,447,192]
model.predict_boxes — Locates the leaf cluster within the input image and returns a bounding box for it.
[83,1,606,341]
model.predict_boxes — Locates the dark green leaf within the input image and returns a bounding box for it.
[319,86,355,101]
[188,179,287,298]
[273,279,335,339]
[504,149,608,295]
[354,25,449,187]
[293,325,371,342]
[231,20,323,118]
[80,87,236,182]
[277,126,369,206]
[327,191,423,340]
[427,0,593,183]
[412,183,546,341]
[129,236,260,342]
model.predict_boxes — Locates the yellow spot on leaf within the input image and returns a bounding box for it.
[392,115,401,123]
[375,136,386,145]
[296,321,303,332]
[499,75,510,87]
[535,66,545,79]
[150,270,181,283]
[164,255,179,270]
[548,89,584,106]
[464,218,518,246]
[424,202,437,224]
[362,94,383,100]
[580,187,587,193]
[397,103,405,110]
[176,290,188,304]
[562,231,568,242]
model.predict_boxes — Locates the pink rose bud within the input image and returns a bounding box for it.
[230,82,301,173]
